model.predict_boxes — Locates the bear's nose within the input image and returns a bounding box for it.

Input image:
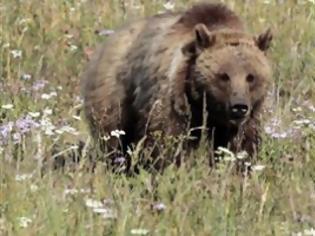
[230,104,249,119]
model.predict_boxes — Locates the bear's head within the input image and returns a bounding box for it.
[182,24,273,126]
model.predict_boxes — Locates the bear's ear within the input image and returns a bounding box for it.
[194,24,215,49]
[182,24,216,57]
[255,28,273,51]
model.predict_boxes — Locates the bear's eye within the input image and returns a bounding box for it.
[246,74,255,83]
[218,73,230,82]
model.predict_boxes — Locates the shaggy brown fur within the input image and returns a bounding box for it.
[81,2,273,172]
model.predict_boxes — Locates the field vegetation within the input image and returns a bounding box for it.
[1,0,315,235]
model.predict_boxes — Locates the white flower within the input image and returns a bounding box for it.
[55,125,79,135]
[18,217,32,228]
[28,112,40,118]
[21,74,32,80]
[293,119,311,126]
[43,108,53,115]
[304,228,315,235]
[292,107,302,112]
[85,198,104,208]
[130,229,149,235]
[69,44,78,51]
[163,1,175,10]
[64,188,90,196]
[110,130,126,138]
[30,184,39,192]
[11,49,22,58]
[252,165,266,171]
[40,117,56,136]
[44,129,54,136]
[98,29,115,36]
[102,135,111,141]
[1,104,14,109]
[153,202,166,211]
[41,92,57,100]
[15,173,33,181]
[85,198,117,219]
[215,147,236,161]
[236,151,248,160]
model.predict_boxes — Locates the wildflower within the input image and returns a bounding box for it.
[30,184,38,192]
[252,165,266,171]
[12,132,22,144]
[69,44,78,51]
[64,188,90,196]
[85,198,104,208]
[113,156,126,164]
[95,208,116,219]
[41,91,57,100]
[102,135,111,141]
[236,151,248,160]
[84,198,117,219]
[110,130,126,138]
[130,229,149,235]
[20,74,32,80]
[28,112,40,118]
[55,125,79,135]
[98,29,115,36]
[16,115,40,133]
[293,119,312,126]
[11,49,22,59]
[304,228,315,235]
[32,80,48,91]
[215,147,235,161]
[40,117,56,136]
[1,104,14,109]
[18,217,32,228]
[163,1,175,10]
[43,108,53,116]
[15,173,33,181]
[292,107,303,112]
[0,122,14,139]
[244,162,251,167]
[153,202,166,212]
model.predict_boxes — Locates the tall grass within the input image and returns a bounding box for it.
[0,0,315,235]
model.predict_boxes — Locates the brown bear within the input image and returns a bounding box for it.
[81,2,273,172]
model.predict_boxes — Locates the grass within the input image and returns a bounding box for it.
[1,0,315,235]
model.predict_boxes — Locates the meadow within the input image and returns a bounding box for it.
[1,0,315,235]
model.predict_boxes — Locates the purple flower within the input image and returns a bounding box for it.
[15,115,39,134]
[0,122,14,138]
[113,156,126,164]
[0,122,14,145]
[32,80,48,91]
